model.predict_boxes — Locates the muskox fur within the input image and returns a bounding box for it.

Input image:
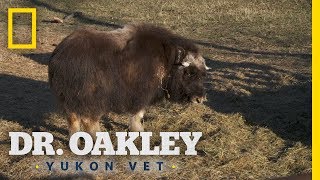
[49,23,208,134]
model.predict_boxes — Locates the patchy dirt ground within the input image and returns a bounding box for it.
[0,0,311,179]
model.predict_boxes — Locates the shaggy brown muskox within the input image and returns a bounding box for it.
[49,24,209,137]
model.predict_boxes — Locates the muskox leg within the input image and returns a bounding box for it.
[67,112,81,137]
[129,109,145,132]
[81,116,101,140]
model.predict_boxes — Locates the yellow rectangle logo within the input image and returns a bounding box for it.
[8,8,37,49]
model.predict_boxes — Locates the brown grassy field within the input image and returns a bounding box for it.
[0,0,311,179]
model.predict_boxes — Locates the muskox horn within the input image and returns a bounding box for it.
[176,47,186,63]
[205,64,211,70]
[182,61,190,67]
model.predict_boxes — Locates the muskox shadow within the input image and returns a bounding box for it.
[0,172,9,180]
[0,74,67,135]
[204,58,311,146]
[30,0,122,29]
[0,73,130,142]
[196,41,311,59]
[22,53,52,65]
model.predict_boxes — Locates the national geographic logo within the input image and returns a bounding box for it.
[7,8,37,49]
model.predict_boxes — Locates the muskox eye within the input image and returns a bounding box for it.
[184,67,198,78]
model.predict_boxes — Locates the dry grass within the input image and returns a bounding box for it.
[0,0,311,179]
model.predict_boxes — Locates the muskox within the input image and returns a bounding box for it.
[49,24,209,137]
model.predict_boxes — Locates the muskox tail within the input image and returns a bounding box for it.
[48,33,108,116]
[48,33,75,109]
[48,33,74,88]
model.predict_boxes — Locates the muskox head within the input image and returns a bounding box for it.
[166,47,210,103]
